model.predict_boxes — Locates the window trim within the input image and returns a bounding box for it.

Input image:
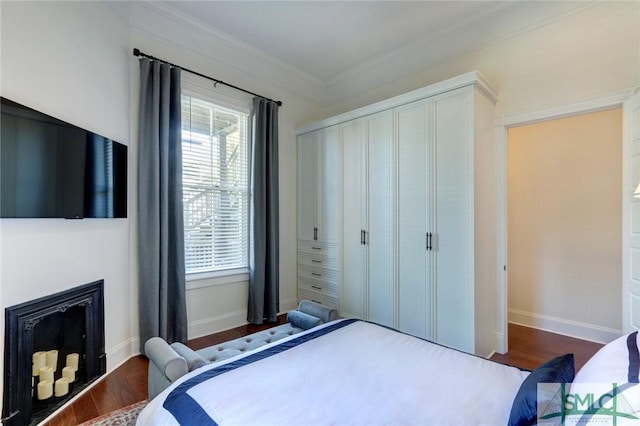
[181,74,253,281]
[186,268,249,290]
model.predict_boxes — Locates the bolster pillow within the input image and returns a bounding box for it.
[170,342,209,371]
[287,309,323,330]
[298,300,338,323]
[145,337,188,382]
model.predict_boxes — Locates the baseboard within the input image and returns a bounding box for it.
[106,338,134,371]
[188,297,300,340]
[129,336,141,356]
[495,331,506,355]
[508,309,621,344]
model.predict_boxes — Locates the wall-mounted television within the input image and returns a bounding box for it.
[1,97,127,218]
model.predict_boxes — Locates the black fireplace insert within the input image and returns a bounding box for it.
[2,280,106,425]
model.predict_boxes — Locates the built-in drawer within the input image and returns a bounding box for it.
[298,252,338,271]
[298,280,337,298]
[298,240,338,257]
[298,288,338,309]
[297,265,338,287]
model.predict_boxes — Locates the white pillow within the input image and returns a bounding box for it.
[569,331,640,422]
[573,332,639,384]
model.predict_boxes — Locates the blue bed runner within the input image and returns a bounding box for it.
[163,319,357,425]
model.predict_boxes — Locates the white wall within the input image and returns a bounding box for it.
[508,109,623,343]
[320,1,640,121]
[0,0,132,409]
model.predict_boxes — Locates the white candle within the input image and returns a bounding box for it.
[66,353,79,370]
[54,378,69,397]
[39,366,54,383]
[62,366,76,382]
[32,352,46,376]
[37,380,53,400]
[46,350,58,372]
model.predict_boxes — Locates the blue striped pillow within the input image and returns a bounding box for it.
[508,353,575,426]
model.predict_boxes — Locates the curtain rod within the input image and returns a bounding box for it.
[132,48,283,107]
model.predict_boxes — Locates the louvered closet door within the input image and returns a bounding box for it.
[396,99,431,339]
[432,89,473,352]
[366,110,395,327]
[341,119,367,319]
[297,131,318,242]
[318,125,341,243]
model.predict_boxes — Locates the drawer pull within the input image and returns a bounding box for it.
[311,272,322,277]
[311,246,322,250]
[311,259,322,263]
[312,300,322,305]
[311,285,322,290]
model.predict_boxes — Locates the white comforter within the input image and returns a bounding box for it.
[138,319,528,426]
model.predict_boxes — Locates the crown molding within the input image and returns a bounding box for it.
[296,71,495,135]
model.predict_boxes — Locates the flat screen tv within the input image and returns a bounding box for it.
[1,97,127,218]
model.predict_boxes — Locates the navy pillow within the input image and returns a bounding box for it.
[508,353,575,426]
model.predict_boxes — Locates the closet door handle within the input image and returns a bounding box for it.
[363,230,367,245]
[426,232,433,251]
[361,230,365,245]
[313,227,318,241]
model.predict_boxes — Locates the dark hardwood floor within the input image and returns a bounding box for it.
[490,323,604,371]
[45,319,603,425]
[43,355,148,426]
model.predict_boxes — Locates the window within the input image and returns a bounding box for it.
[181,94,250,276]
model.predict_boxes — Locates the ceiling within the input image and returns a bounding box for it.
[122,1,596,105]
[158,1,591,82]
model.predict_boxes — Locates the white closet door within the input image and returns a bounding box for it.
[318,125,341,243]
[396,100,430,338]
[366,111,395,327]
[623,91,640,333]
[297,131,318,242]
[433,89,473,352]
[341,120,367,319]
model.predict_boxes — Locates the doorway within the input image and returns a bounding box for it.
[507,108,622,344]
[496,101,626,354]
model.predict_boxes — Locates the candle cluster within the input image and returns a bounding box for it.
[32,350,80,400]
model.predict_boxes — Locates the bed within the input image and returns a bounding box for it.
[137,319,638,426]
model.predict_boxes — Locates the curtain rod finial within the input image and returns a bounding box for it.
[133,48,141,57]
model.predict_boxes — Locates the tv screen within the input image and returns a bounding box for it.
[1,97,128,218]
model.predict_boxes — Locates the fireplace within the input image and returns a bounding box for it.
[2,280,106,425]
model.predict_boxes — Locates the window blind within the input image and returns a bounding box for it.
[181,95,250,274]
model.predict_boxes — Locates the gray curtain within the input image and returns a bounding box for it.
[137,58,187,352]
[248,97,280,324]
